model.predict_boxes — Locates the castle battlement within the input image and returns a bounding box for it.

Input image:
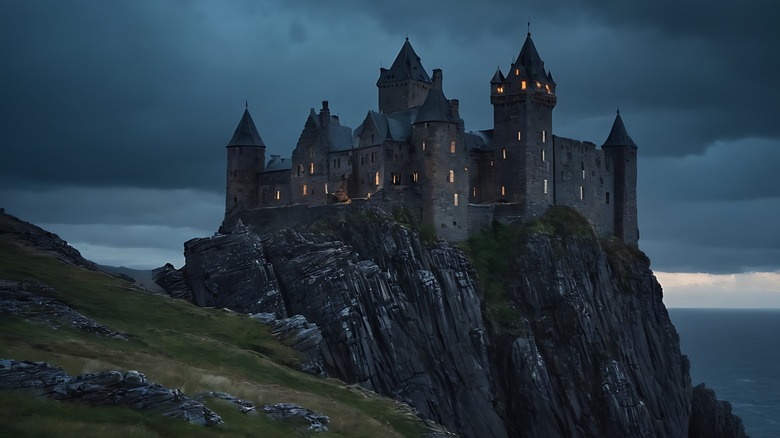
[224,33,639,245]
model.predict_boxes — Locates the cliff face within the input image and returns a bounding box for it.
[167,207,743,438]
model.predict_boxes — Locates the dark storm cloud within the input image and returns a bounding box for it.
[1,1,778,276]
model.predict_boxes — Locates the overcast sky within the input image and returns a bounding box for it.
[1,1,779,307]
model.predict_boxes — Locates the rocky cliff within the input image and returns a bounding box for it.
[159,206,746,438]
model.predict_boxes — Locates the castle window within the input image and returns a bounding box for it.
[391,173,400,185]
[302,184,307,196]
[375,171,380,186]
[517,131,522,141]
[579,185,584,200]
[275,190,280,201]
[544,179,548,194]
[501,185,506,196]
[496,85,504,94]
[542,131,547,143]
[448,170,454,183]
[502,147,507,159]
[473,186,476,197]
[422,141,426,151]
[490,160,494,166]
[450,141,456,153]
[521,80,527,90]
[541,149,545,162]
[606,192,610,204]
[536,81,541,89]
[297,164,304,177]
[412,172,419,183]
[370,152,376,164]
[582,163,585,179]
[361,155,365,165]
[516,69,520,76]
[454,193,459,206]
[325,183,329,194]
[545,84,551,94]
[310,163,314,174]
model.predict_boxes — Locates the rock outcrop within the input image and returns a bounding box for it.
[158,206,747,438]
[689,383,748,438]
[0,359,222,426]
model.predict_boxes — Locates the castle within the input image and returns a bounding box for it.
[224,33,639,245]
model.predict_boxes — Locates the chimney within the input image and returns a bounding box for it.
[319,100,331,131]
[432,69,443,91]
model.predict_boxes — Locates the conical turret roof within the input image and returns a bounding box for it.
[414,70,454,124]
[603,111,637,148]
[378,38,431,84]
[514,33,548,81]
[490,67,505,84]
[227,108,265,147]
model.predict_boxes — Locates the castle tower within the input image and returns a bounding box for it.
[225,106,266,213]
[490,32,557,216]
[412,69,469,241]
[602,110,639,245]
[377,38,432,114]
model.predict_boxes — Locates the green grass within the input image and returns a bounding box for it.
[0,238,427,437]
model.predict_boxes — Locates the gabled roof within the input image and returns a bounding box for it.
[263,156,292,172]
[603,111,638,148]
[227,108,265,147]
[513,33,548,82]
[328,120,353,152]
[377,38,432,84]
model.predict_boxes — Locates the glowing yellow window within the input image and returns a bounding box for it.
[521,80,527,90]
[450,141,456,153]
[302,184,307,196]
[454,193,459,206]
[275,190,280,200]
[496,85,504,94]
[502,147,507,159]
[375,172,380,186]
[517,131,522,141]
[516,69,520,76]
[309,163,314,174]
[501,185,505,196]
[412,172,419,183]
[545,84,551,93]
[449,170,454,183]
[536,81,541,88]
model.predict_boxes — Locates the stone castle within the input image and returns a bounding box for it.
[223,33,639,245]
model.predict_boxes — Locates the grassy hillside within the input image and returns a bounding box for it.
[0,236,428,437]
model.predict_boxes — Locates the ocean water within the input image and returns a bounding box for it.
[669,309,780,438]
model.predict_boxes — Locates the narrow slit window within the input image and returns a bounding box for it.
[579,185,584,200]
[302,184,307,196]
[275,190,280,200]
[542,131,547,143]
[412,172,419,183]
[581,163,585,179]
[454,193,459,206]
[450,141,456,153]
[501,185,506,196]
[517,131,522,141]
[422,141,426,151]
[521,80,527,89]
[541,149,545,162]
[448,169,455,183]
[375,171,380,186]
[502,147,507,159]
[310,163,314,174]
[606,192,610,204]
[544,179,548,194]
[325,183,329,194]
[472,186,476,197]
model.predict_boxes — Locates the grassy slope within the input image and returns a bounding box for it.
[0,237,426,437]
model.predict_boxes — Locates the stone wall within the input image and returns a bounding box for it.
[226,146,265,212]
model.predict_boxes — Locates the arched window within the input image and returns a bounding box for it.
[448,170,455,183]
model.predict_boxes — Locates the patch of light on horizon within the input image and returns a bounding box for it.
[657,271,780,309]
[71,242,185,270]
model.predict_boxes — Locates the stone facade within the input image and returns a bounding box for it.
[223,33,640,245]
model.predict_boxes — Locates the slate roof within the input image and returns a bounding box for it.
[414,87,454,124]
[328,121,354,151]
[227,109,265,147]
[377,38,432,84]
[514,33,549,82]
[353,109,417,147]
[263,156,291,172]
[603,111,638,148]
[490,67,505,84]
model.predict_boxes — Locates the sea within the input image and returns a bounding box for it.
[669,308,780,438]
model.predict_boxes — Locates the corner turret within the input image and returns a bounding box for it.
[225,106,266,214]
[377,38,432,114]
[602,110,639,245]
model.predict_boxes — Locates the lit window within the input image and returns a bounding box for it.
[302,184,307,195]
[490,160,494,166]
[422,141,426,151]
[502,147,507,159]
[606,192,610,204]
[544,179,548,194]
[579,185,584,200]
[545,84,551,93]
[275,190,281,200]
[542,131,546,143]
[541,149,545,162]
[516,69,520,76]
[367,192,371,198]
[582,163,585,179]
[454,193,459,206]
[521,80,527,90]
[309,163,314,174]
[450,141,456,153]
[449,170,455,183]
[412,172,419,183]
[582,170,586,179]
[496,85,504,94]
[536,81,541,88]
[325,183,329,194]
[517,131,522,141]
[472,186,476,197]
[375,171,380,186]
[501,185,505,196]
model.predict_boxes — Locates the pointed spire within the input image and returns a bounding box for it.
[603,110,637,148]
[490,66,505,84]
[414,69,454,124]
[514,32,547,81]
[378,39,431,84]
[227,108,265,148]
